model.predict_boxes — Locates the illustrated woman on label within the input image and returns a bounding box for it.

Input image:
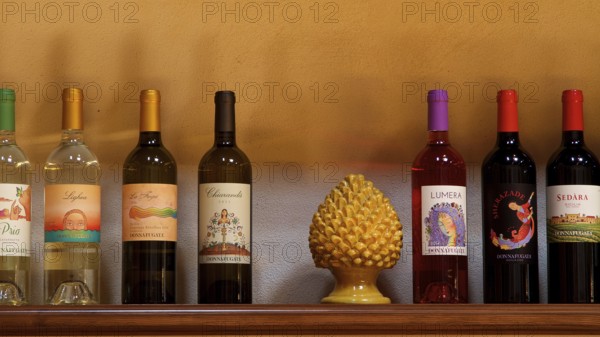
[508,192,535,243]
[63,209,87,230]
[438,212,458,247]
[490,192,535,250]
[218,209,230,225]
[218,209,230,251]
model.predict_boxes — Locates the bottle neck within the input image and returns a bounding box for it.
[60,88,85,145]
[0,106,16,145]
[61,129,84,145]
[562,90,584,146]
[214,98,236,146]
[62,98,83,130]
[428,101,448,131]
[139,131,162,145]
[496,132,520,147]
[139,99,161,146]
[0,98,15,140]
[427,130,450,145]
[562,130,584,146]
[496,90,520,147]
[563,98,583,131]
[215,131,236,146]
[0,130,16,145]
[562,93,584,146]
[427,97,449,145]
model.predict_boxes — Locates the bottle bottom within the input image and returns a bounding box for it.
[198,263,251,304]
[0,280,26,305]
[418,281,464,303]
[0,257,30,305]
[48,280,96,305]
[413,255,468,303]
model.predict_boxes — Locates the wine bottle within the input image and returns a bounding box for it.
[546,89,600,303]
[0,89,31,305]
[122,89,177,304]
[43,88,101,305]
[411,89,468,303]
[482,89,539,303]
[198,91,252,304]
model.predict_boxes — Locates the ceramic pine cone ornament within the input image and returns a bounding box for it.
[309,174,402,304]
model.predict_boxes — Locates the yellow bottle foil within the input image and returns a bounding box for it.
[62,88,84,130]
[140,89,161,132]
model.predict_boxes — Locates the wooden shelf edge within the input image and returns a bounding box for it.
[0,304,598,335]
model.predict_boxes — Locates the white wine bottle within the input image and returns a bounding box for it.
[44,88,101,305]
[0,88,31,305]
[122,89,177,304]
[198,91,252,303]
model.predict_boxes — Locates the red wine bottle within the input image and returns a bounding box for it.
[411,89,468,303]
[482,90,539,303]
[546,89,600,303]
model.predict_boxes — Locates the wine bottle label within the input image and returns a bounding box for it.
[199,183,251,264]
[44,184,101,243]
[0,184,31,257]
[421,185,467,256]
[122,183,177,242]
[547,185,600,243]
[484,183,537,264]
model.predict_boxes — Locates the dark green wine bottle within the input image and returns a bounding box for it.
[198,91,252,303]
[122,89,177,304]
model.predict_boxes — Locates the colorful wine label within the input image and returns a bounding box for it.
[199,183,251,264]
[484,183,537,264]
[122,183,177,242]
[547,185,600,243]
[0,184,31,257]
[421,185,467,256]
[44,184,101,243]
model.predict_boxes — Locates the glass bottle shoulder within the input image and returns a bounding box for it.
[124,143,177,167]
[199,145,251,168]
[547,143,600,169]
[482,144,536,170]
[481,144,537,184]
[0,143,30,165]
[44,138,100,185]
[546,141,600,185]
[123,142,177,184]
[45,140,98,165]
[412,142,466,170]
[198,144,252,184]
[0,143,31,184]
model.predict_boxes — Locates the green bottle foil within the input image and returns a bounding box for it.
[0,89,16,131]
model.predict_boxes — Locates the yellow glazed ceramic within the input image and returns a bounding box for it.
[309,174,403,304]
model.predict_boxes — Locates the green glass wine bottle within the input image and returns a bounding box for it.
[122,89,177,304]
[198,91,252,303]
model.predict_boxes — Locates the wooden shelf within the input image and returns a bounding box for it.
[0,304,599,336]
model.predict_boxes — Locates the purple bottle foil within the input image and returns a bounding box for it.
[427,90,449,131]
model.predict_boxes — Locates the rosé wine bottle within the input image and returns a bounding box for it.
[412,90,468,303]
